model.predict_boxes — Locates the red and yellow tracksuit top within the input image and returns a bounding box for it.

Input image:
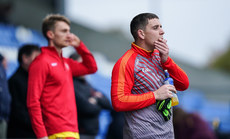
[27,42,97,138]
[111,43,189,138]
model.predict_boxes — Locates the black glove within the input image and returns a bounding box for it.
[156,98,172,121]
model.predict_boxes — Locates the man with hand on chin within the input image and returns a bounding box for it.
[111,13,189,139]
[27,14,97,139]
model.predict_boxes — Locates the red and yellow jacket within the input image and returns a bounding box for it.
[111,42,189,112]
[111,43,189,138]
[27,42,97,138]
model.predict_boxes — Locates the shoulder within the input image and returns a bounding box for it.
[29,53,51,73]
[30,52,52,68]
[115,50,137,66]
[8,69,19,83]
[113,49,137,74]
[8,66,26,81]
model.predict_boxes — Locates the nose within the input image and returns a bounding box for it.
[160,28,165,35]
[67,32,72,38]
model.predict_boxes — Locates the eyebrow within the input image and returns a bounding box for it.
[59,27,70,32]
[153,24,162,28]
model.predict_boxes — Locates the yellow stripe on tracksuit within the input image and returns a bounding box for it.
[48,132,80,139]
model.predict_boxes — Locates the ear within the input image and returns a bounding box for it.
[46,30,54,40]
[137,29,145,40]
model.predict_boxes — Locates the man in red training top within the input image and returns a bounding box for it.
[27,14,97,139]
[111,13,189,138]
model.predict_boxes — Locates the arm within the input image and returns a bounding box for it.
[67,41,97,76]
[162,57,189,91]
[27,59,48,138]
[8,77,31,126]
[93,91,112,110]
[154,38,189,91]
[76,93,101,115]
[67,33,97,76]
[111,50,156,112]
[73,78,101,115]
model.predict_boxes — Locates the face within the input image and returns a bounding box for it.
[23,50,41,71]
[28,51,41,65]
[142,18,164,49]
[49,21,72,48]
[1,58,7,70]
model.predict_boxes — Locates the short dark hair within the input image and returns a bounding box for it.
[130,13,159,40]
[18,44,40,64]
[42,14,70,40]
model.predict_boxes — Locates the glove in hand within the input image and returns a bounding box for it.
[156,98,172,121]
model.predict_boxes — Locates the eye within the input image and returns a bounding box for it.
[61,29,70,34]
[153,25,162,30]
[153,25,159,30]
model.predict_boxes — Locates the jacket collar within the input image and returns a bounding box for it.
[41,46,63,59]
[131,42,153,58]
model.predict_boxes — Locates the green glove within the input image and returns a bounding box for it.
[156,98,172,121]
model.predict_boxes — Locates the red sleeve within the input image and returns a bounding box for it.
[162,57,189,91]
[111,50,156,112]
[67,41,97,76]
[27,57,48,138]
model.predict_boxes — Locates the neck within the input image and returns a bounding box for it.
[48,42,62,57]
[135,40,154,51]
[21,64,28,71]
[54,47,62,57]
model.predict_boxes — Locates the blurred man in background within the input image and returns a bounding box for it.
[70,53,112,139]
[7,44,40,138]
[0,53,11,138]
[173,107,217,139]
[27,14,97,139]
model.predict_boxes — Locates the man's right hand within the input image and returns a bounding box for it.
[69,33,81,48]
[153,84,176,100]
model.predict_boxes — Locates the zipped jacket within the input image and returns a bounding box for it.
[111,43,189,138]
[27,42,97,138]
